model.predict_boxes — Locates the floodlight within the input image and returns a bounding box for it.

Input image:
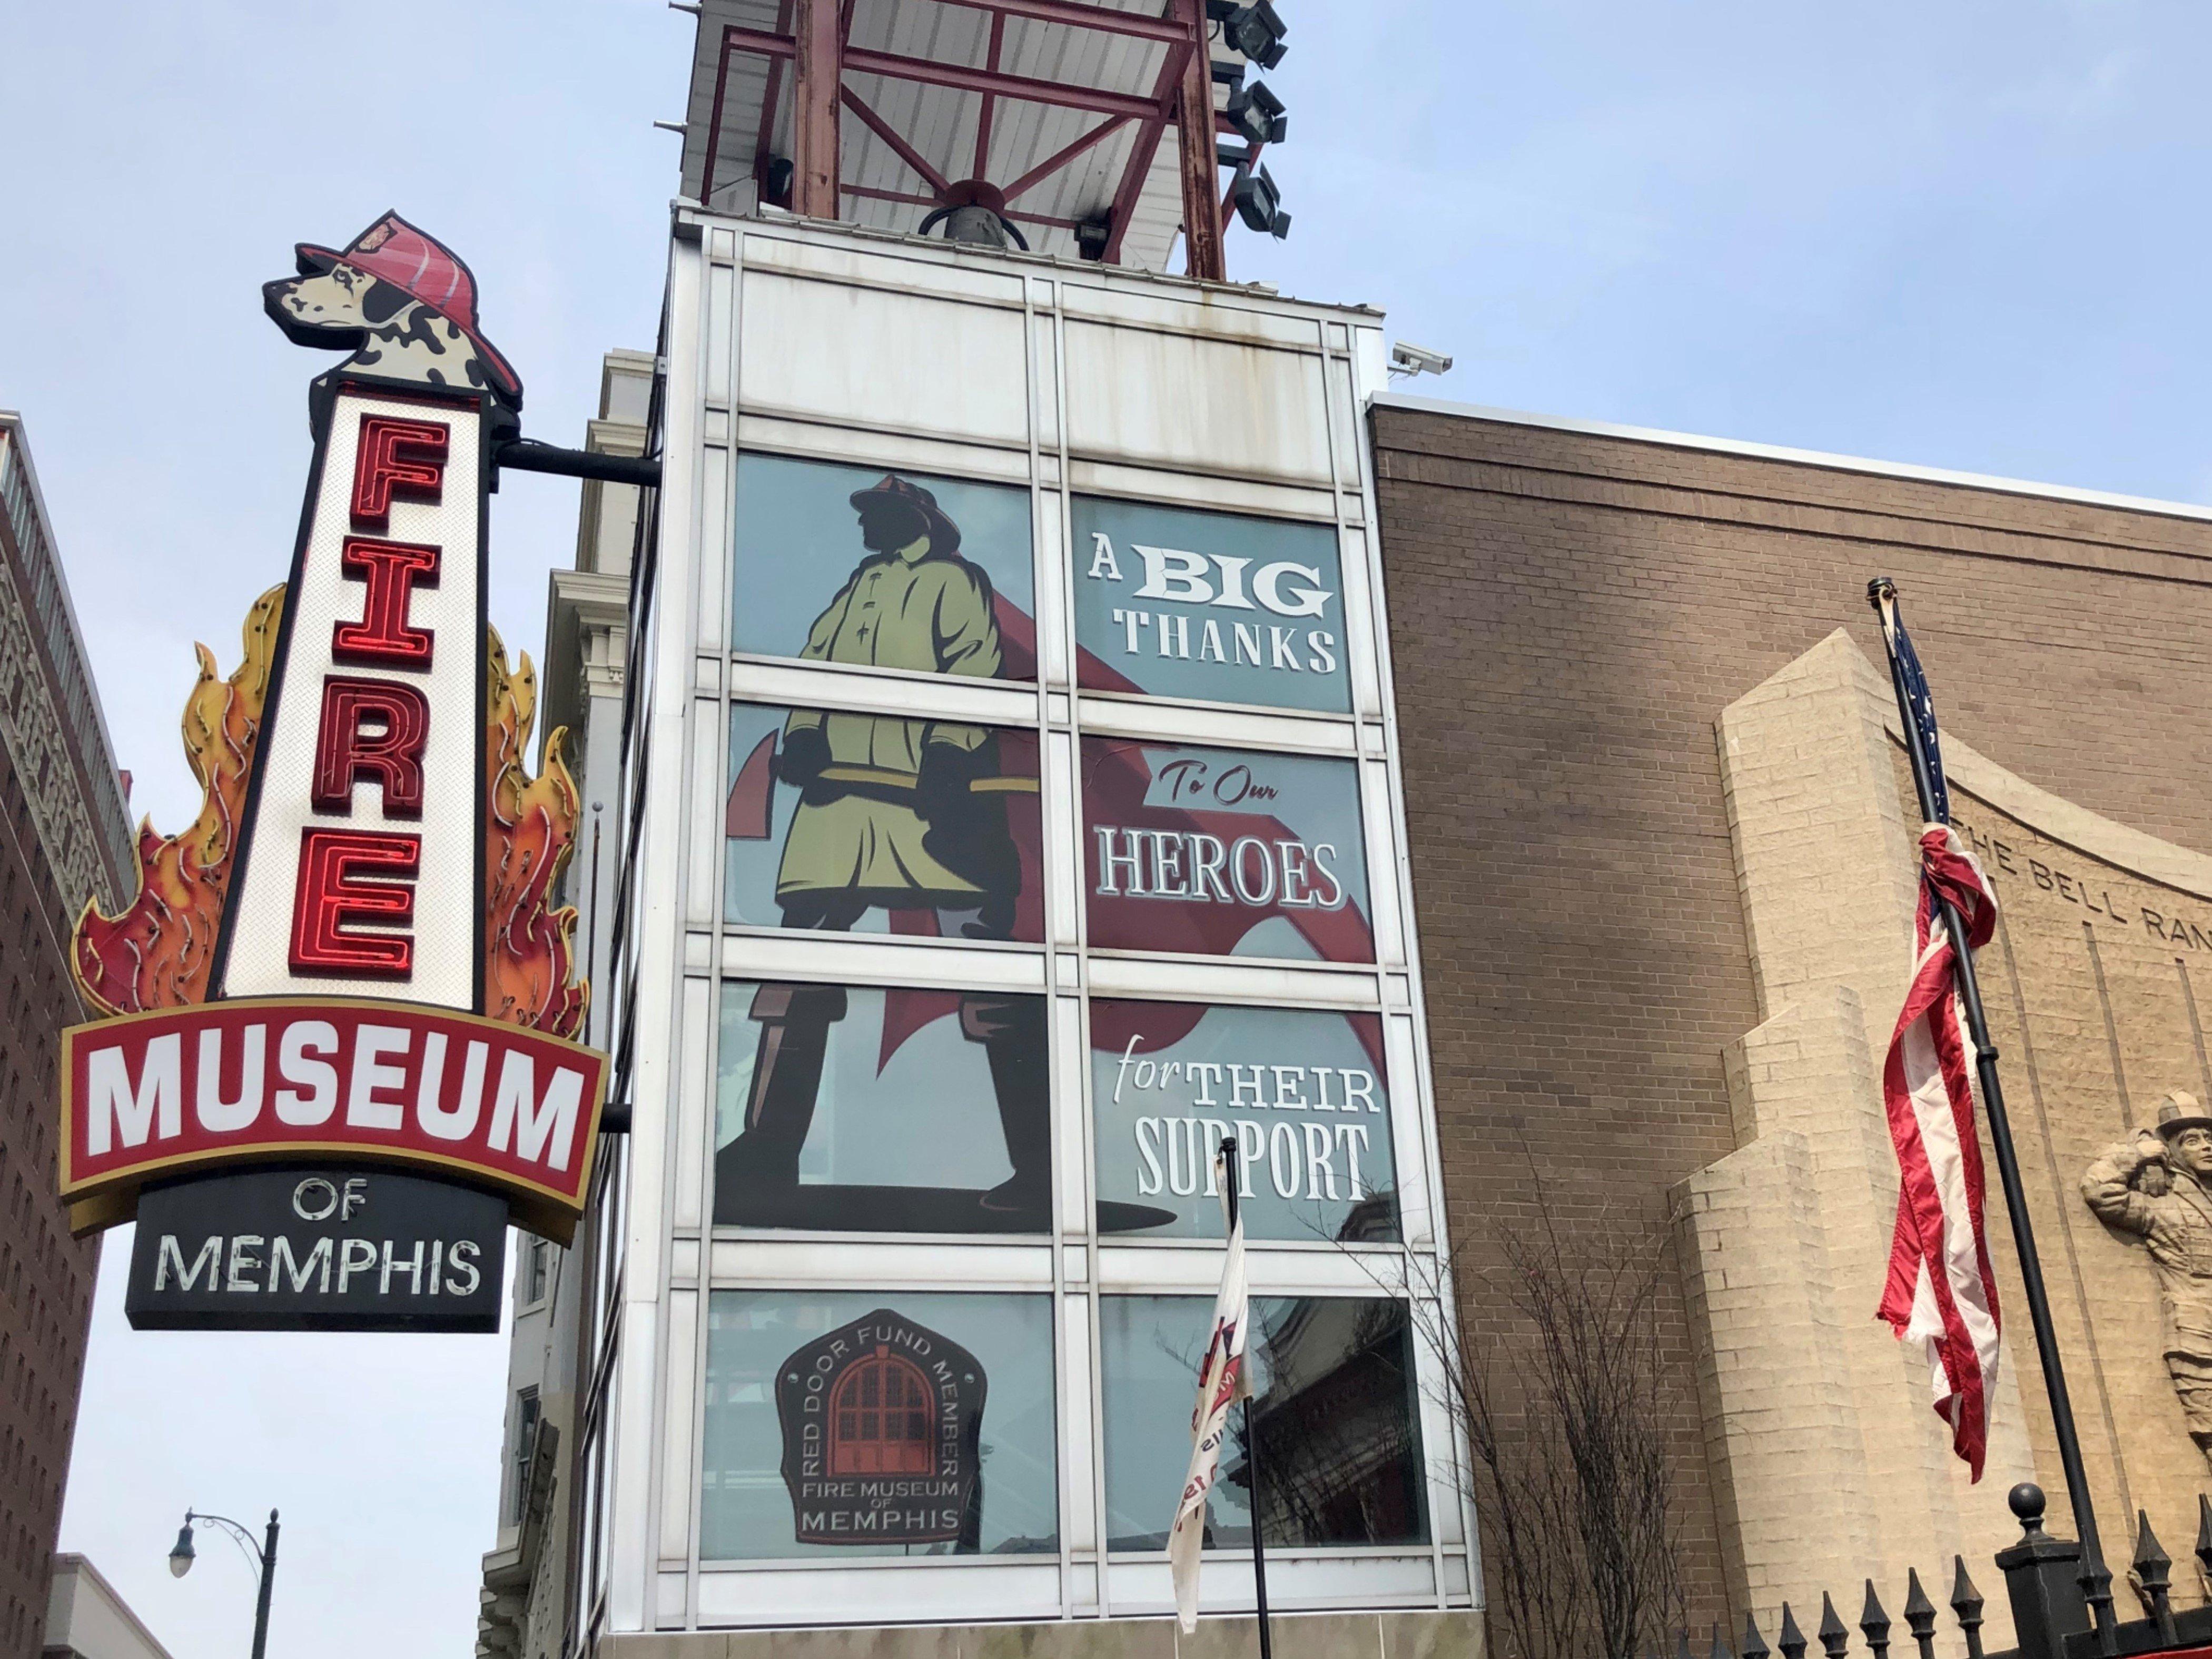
[1224,80,1287,148]
[1229,164,1291,239]
[1207,1,1288,68]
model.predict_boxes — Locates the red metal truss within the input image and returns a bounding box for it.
[915,0,1186,45]
[696,0,1229,272]
[840,84,953,196]
[842,182,1082,231]
[1001,113,1128,203]
[720,24,1168,123]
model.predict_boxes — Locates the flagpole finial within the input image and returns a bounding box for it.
[1868,576,1898,609]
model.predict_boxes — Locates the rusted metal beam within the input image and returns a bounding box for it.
[1170,0,1224,281]
[1002,113,1128,202]
[843,181,1082,232]
[973,12,1005,179]
[1100,27,1194,263]
[720,24,1169,124]
[791,0,842,218]
[700,19,737,205]
[840,85,953,196]
[925,0,1186,45]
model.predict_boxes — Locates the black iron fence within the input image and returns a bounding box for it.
[1668,1486,2212,1659]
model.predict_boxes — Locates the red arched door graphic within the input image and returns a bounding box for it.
[829,1346,938,1476]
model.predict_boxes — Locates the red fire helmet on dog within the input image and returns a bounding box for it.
[295,211,523,403]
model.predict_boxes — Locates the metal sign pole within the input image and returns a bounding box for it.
[1220,1135,1274,1659]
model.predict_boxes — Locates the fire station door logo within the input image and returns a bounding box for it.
[775,1310,987,1546]
[59,213,604,1245]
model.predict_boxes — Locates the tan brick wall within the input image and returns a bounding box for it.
[1373,403,2212,1636]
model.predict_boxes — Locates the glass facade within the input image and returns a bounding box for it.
[588,221,1453,1638]
[1099,1296,1427,1552]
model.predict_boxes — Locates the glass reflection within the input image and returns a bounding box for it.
[1101,1296,1426,1552]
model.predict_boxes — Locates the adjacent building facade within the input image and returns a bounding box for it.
[1370,395,2212,1640]
[0,415,133,1659]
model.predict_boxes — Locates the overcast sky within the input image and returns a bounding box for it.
[5,2,2209,1655]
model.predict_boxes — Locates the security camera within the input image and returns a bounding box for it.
[1389,341,1453,378]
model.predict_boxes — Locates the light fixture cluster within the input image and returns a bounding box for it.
[1207,1,1292,241]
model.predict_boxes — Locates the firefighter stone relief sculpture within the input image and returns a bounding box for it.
[2082,1091,2212,1464]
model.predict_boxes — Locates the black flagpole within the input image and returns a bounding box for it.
[1220,1135,1273,1659]
[1866,579,2114,1648]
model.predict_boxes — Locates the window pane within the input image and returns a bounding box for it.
[1091,1002,1397,1241]
[702,1292,1058,1559]
[727,702,1043,943]
[714,981,1050,1232]
[1080,737,1372,962]
[1100,1296,1426,1552]
[1070,497,1349,714]
[731,452,1035,682]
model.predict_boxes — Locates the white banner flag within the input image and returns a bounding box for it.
[1169,1144,1252,1632]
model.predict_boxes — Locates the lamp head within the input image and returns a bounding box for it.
[167,1517,196,1578]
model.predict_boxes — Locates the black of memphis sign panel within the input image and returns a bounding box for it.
[775,1308,986,1546]
[125,1167,506,1332]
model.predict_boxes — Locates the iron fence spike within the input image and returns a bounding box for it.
[1902,1568,1937,1659]
[2136,1506,2174,1574]
[1950,1555,1986,1659]
[2135,1508,2177,1645]
[1743,1609,1772,1659]
[1778,1602,1809,1659]
[1818,1592,1851,1659]
[1712,1622,1731,1659]
[2199,1495,2212,1576]
[1860,1578,1892,1659]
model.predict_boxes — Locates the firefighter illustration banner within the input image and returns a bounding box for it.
[703,1291,1058,1559]
[1071,497,1349,713]
[725,701,1044,944]
[729,453,1036,681]
[714,980,1049,1231]
[1090,1001,1396,1241]
[1081,737,1373,962]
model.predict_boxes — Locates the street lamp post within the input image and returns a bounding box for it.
[168,1508,281,1659]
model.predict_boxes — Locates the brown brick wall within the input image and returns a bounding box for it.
[1372,403,2212,1630]
[0,732,98,1659]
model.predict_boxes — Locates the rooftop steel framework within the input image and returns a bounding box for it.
[678,0,1272,279]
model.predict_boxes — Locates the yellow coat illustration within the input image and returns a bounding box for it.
[777,537,1003,903]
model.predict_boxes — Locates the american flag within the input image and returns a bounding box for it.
[1872,587,2002,1478]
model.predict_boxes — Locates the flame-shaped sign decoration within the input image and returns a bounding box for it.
[72,586,287,1018]
[71,595,588,1039]
[486,628,588,1040]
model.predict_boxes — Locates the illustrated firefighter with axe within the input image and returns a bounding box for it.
[719,474,1048,1218]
